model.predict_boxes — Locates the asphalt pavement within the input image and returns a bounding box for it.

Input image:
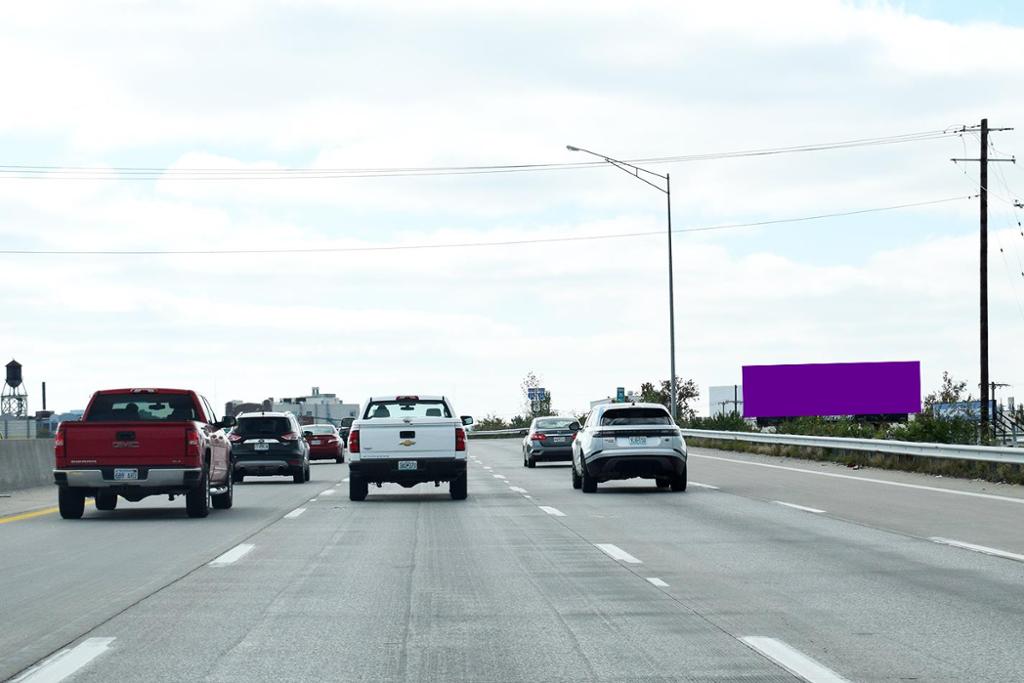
[2,441,1023,681]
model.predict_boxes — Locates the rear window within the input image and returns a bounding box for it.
[601,408,672,426]
[236,417,292,437]
[305,425,336,435]
[363,399,452,419]
[535,418,578,430]
[85,393,199,422]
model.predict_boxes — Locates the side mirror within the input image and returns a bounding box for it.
[219,416,236,429]
[302,431,313,439]
[569,423,581,432]
[461,416,474,426]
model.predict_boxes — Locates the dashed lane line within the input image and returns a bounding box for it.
[13,637,116,683]
[208,543,255,567]
[689,482,720,490]
[538,506,566,517]
[740,636,850,683]
[646,577,669,587]
[930,537,1024,563]
[774,501,826,514]
[594,543,643,564]
[283,508,306,519]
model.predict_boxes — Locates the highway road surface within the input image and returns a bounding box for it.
[2,440,1024,681]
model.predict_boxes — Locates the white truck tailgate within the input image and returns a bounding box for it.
[358,419,457,458]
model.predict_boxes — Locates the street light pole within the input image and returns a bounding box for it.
[567,145,678,421]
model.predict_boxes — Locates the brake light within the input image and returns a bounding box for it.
[455,427,466,452]
[396,395,419,401]
[228,432,244,443]
[279,432,300,442]
[532,433,547,441]
[186,426,201,459]
[349,429,360,453]
[54,423,66,463]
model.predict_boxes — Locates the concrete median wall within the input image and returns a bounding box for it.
[0,439,54,491]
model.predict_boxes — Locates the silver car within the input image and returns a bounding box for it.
[571,403,686,492]
[522,416,581,468]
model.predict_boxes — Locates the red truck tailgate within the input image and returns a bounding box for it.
[63,423,190,466]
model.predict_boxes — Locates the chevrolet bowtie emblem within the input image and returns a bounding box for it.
[400,439,415,447]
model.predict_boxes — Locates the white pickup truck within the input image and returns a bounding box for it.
[346,395,473,501]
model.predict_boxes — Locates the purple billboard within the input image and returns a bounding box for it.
[742,361,921,418]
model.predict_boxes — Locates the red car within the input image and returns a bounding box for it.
[303,424,345,463]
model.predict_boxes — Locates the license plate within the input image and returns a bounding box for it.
[627,436,647,447]
[312,440,322,445]
[553,436,566,443]
[113,468,138,481]
[255,443,269,451]
[397,460,417,471]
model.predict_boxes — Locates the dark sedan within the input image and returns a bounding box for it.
[522,416,581,468]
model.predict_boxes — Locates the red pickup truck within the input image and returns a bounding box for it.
[53,388,236,519]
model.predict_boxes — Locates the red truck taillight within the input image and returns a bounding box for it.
[279,432,300,442]
[348,429,360,453]
[54,423,67,465]
[186,426,201,460]
[455,427,466,452]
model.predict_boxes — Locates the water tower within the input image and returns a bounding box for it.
[1,359,28,417]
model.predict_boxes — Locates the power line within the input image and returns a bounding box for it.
[0,128,964,181]
[0,194,973,256]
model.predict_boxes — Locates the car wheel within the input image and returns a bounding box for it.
[292,467,305,484]
[655,478,670,489]
[304,463,311,482]
[349,474,368,501]
[671,464,687,492]
[186,468,211,518]
[58,488,85,519]
[232,470,244,484]
[212,464,234,509]
[95,491,118,511]
[571,465,582,490]
[581,463,598,493]
[450,473,468,500]
[526,456,536,468]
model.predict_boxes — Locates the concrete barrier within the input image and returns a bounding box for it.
[0,439,54,491]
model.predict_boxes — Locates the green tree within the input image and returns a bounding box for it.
[475,414,510,431]
[635,377,700,423]
[521,371,553,418]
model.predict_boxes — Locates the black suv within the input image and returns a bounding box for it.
[228,412,310,483]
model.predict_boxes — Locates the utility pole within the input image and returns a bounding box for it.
[952,118,1015,442]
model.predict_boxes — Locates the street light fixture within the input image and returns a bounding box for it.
[567,144,678,422]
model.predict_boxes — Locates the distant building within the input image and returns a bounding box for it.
[271,388,359,425]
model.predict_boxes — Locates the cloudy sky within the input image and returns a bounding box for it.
[1,0,1023,419]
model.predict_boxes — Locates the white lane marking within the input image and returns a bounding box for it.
[692,453,1024,506]
[646,577,669,587]
[284,508,306,519]
[690,482,720,490]
[209,543,255,567]
[595,543,642,564]
[740,637,849,683]
[492,474,507,480]
[343,477,349,482]
[930,537,1024,563]
[774,501,826,514]
[308,498,318,502]
[523,494,533,500]
[14,637,117,683]
[538,506,566,517]
[509,486,528,493]
[321,489,336,496]
[483,466,492,470]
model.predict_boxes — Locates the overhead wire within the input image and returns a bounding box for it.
[0,194,974,256]
[0,128,965,181]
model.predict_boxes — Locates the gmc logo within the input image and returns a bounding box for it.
[112,441,139,448]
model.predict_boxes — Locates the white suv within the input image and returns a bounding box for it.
[571,402,687,493]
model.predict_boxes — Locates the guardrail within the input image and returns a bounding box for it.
[467,428,528,437]
[679,429,1024,466]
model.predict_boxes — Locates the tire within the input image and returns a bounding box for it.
[526,456,536,469]
[450,473,467,500]
[95,491,118,511]
[522,450,528,468]
[336,455,345,464]
[571,464,582,490]
[304,463,311,482]
[581,463,598,493]
[656,478,670,489]
[349,474,368,501]
[671,464,687,492]
[212,464,234,509]
[292,466,305,484]
[58,488,85,519]
[186,468,211,518]
[232,470,244,484]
